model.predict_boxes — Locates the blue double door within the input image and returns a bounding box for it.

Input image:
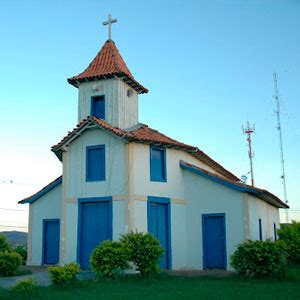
[148,197,171,269]
[202,214,226,269]
[43,219,60,265]
[78,199,112,269]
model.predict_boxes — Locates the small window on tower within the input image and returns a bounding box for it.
[91,95,105,119]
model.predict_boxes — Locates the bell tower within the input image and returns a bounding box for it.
[67,15,148,129]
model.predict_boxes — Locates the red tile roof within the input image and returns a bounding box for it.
[51,116,239,181]
[180,160,289,209]
[68,39,148,94]
[127,124,195,149]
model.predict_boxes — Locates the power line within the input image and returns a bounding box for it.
[0,208,28,212]
[0,181,42,187]
[0,224,28,229]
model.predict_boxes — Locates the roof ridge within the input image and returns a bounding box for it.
[125,123,144,132]
[52,118,239,181]
[132,124,195,148]
[109,40,128,76]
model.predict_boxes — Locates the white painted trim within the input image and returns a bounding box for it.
[134,195,147,201]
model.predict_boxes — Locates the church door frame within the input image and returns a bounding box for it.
[42,218,60,265]
[77,197,112,269]
[202,213,227,269]
[147,196,172,270]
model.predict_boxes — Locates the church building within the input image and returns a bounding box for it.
[19,17,288,270]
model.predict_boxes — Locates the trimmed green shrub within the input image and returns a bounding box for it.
[13,245,27,265]
[277,221,300,263]
[231,240,286,279]
[10,278,36,294]
[48,263,80,285]
[90,240,128,277]
[0,251,23,276]
[0,235,11,252]
[121,232,164,276]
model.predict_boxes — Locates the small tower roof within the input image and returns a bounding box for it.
[68,39,148,94]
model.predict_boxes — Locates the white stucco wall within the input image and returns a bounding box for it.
[29,184,62,265]
[112,200,126,240]
[65,202,77,263]
[171,203,187,269]
[133,143,225,199]
[183,171,245,271]
[132,200,148,232]
[246,194,280,241]
[130,143,230,270]
[77,79,138,129]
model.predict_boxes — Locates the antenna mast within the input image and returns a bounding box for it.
[242,121,255,187]
[273,72,289,223]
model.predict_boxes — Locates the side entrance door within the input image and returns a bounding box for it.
[43,219,60,265]
[202,214,226,269]
[148,196,171,269]
[78,198,112,269]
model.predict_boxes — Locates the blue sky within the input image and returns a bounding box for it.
[0,0,299,229]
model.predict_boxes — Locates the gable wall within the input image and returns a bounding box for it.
[61,128,127,264]
[29,184,61,265]
[65,128,126,198]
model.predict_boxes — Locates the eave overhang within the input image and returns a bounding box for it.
[19,176,62,204]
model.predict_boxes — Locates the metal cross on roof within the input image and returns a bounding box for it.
[102,14,117,40]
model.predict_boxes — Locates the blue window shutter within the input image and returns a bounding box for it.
[91,96,105,119]
[274,223,277,241]
[259,219,262,241]
[150,147,167,182]
[86,145,105,181]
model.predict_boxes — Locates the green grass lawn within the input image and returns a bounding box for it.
[1,265,300,300]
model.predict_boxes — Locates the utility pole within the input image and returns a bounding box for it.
[273,72,289,223]
[242,121,255,187]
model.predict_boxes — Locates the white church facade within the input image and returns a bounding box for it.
[20,24,288,270]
